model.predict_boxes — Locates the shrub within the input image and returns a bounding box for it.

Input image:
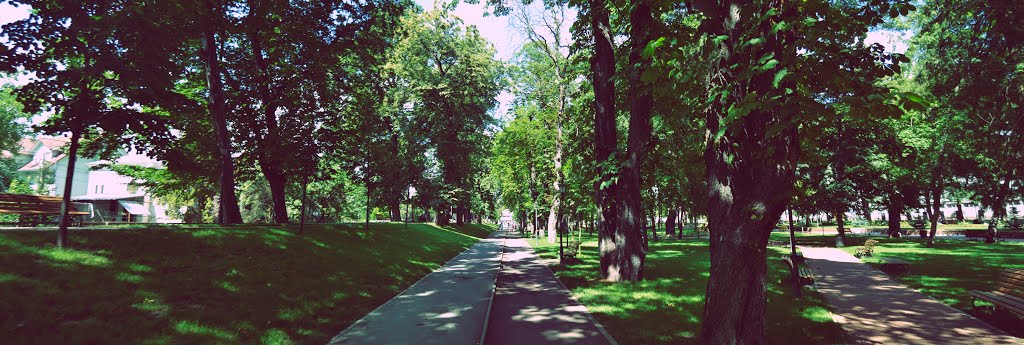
[854,239,879,258]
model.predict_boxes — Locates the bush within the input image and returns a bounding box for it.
[854,239,878,258]
[910,219,927,230]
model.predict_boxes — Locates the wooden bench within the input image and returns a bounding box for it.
[780,255,815,286]
[562,240,582,259]
[0,193,88,227]
[878,257,910,274]
[969,268,1024,317]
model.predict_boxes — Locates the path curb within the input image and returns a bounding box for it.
[528,240,620,345]
[478,231,505,345]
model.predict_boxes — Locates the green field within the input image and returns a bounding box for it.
[530,234,845,345]
[0,223,493,345]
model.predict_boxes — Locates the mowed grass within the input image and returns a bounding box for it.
[838,236,1024,337]
[530,234,845,345]
[440,223,495,238]
[0,222,493,345]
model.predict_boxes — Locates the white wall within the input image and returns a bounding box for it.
[52,156,93,197]
[86,169,136,195]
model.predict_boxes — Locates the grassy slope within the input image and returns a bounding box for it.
[0,222,488,345]
[836,236,1024,337]
[440,223,496,238]
[530,235,844,345]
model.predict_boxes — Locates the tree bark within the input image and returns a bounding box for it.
[589,0,628,281]
[299,173,308,234]
[456,202,466,226]
[246,2,289,224]
[666,208,677,235]
[263,170,288,223]
[926,148,945,247]
[437,204,450,226]
[56,121,81,248]
[887,193,903,238]
[836,211,846,245]
[605,0,655,281]
[699,1,799,343]
[202,10,243,225]
[390,200,402,222]
[860,196,872,223]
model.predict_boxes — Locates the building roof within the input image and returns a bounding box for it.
[36,136,69,151]
[72,193,145,201]
[16,153,66,172]
[17,137,37,155]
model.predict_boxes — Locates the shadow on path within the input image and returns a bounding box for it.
[328,234,504,345]
[801,247,1021,345]
[484,232,615,345]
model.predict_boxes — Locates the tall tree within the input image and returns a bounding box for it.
[911,0,1023,241]
[390,5,503,226]
[510,1,577,243]
[690,0,913,342]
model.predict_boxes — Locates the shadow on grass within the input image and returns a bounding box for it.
[439,223,497,238]
[532,235,844,345]
[839,237,1024,337]
[0,222,479,345]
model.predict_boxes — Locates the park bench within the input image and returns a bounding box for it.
[878,257,910,275]
[768,240,789,247]
[562,240,582,259]
[969,268,1024,317]
[0,193,87,227]
[780,255,815,287]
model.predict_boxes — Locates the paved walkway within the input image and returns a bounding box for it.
[327,231,616,345]
[484,234,615,345]
[801,247,1021,345]
[327,234,505,345]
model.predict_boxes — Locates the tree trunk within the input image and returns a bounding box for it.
[666,208,677,235]
[456,202,466,226]
[926,149,945,247]
[56,122,82,248]
[987,173,1012,243]
[202,18,243,225]
[604,0,655,281]
[390,201,402,222]
[887,194,903,238]
[299,173,309,234]
[589,0,628,281]
[956,202,964,222]
[699,1,799,343]
[264,169,288,223]
[437,205,449,226]
[246,4,289,224]
[546,203,558,243]
[365,177,371,230]
[836,211,846,246]
[860,196,872,223]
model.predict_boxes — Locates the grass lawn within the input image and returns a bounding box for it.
[837,236,1024,337]
[439,223,496,238]
[0,222,493,345]
[529,234,845,345]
